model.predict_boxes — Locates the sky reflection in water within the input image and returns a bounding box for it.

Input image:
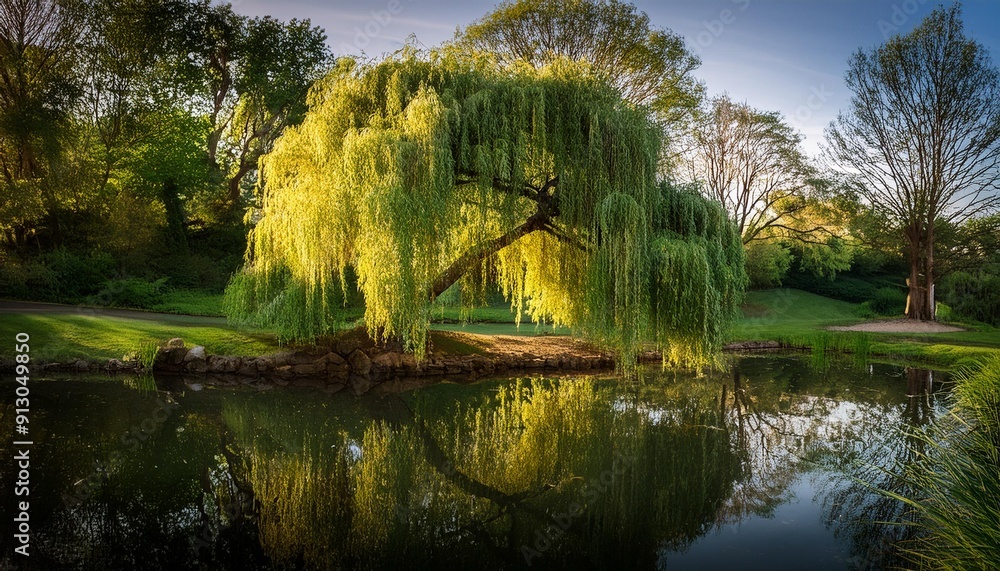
[0,355,946,570]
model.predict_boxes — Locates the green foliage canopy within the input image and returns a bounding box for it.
[226,52,745,367]
[455,0,702,121]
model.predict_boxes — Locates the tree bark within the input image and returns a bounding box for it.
[227,162,253,205]
[905,226,929,320]
[160,178,189,253]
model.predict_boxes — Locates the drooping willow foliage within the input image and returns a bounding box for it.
[651,184,746,365]
[225,50,746,367]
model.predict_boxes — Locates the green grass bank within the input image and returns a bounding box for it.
[2,288,998,369]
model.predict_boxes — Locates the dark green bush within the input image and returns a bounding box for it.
[868,286,906,316]
[782,272,881,304]
[157,253,240,291]
[856,301,876,319]
[41,249,117,300]
[90,277,168,309]
[0,257,58,300]
[0,250,116,302]
[939,270,1000,326]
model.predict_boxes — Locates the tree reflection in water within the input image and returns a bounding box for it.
[0,356,940,570]
[812,366,943,570]
[222,378,742,569]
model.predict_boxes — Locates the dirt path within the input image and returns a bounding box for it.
[828,318,965,333]
[437,330,608,359]
[0,299,228,326]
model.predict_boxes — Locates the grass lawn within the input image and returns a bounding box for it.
[2,288,998,369]
[0,312,281,364]
[732,288,1000,369]
[732,289,862,340]
[431,321,570,336]
[150,289,226,316]
[430,303,529,324]
[143,287,536,324]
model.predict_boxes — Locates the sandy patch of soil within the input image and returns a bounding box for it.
[828,319,965,333]
[436,331,608,359]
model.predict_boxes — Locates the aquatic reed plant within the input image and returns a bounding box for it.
[121,373,157,393]
[137,339,159,370]
[774,331,872,371]
[889,356,1000,569]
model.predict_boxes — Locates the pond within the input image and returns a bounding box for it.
[0,355,947,570]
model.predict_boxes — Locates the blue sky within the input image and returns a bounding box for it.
[230,0,1000,158]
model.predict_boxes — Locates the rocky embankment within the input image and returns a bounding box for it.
[30,330,784,395]
[151,334,617,395]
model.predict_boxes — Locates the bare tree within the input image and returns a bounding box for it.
[686,94,821,245]
[825,4,1000,320]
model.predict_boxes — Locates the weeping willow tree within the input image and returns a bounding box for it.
[225,50,745,367]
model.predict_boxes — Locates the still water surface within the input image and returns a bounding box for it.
[0,355,945,570]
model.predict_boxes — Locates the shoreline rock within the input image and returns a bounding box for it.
[723,340,782,351]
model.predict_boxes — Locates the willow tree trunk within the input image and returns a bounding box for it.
[426,211,548,302]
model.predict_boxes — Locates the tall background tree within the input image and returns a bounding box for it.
[825,4,1000,320]
[683,95,848,289]
[455,0,703,165]
[0,0,85,251]
[225,52,746,367]
[183,5,330,215]
[685,95,822,245]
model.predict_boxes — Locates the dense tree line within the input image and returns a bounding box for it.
[0,0,330,300]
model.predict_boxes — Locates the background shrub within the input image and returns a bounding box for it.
[0,250,115,302]
[0,258,55,300]
[938,270,1000,326]
[868,286,907,316]
[90,277,168,309]
[745,241,792,289]
[783,272,882,303]
[856,301,876,319]
[42,249,117,300]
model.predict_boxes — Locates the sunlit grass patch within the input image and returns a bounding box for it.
[0,313,281,364]
[730,288,1000,370]
[150,289,226,316]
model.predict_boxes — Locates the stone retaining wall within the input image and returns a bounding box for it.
[27,338,785,395]
[154,338,617,395]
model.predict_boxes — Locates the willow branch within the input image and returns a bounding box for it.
[428,210,549,302]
